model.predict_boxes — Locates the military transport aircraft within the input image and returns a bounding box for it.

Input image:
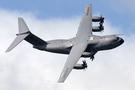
[6,4,124,83]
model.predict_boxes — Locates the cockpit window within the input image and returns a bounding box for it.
[114,37,119,42]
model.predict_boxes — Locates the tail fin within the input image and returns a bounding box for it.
[18,17,30,34]
[6,17,47,52]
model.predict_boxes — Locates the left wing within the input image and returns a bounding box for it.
[58,43,87,83]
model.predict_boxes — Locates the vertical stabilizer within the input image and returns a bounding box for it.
[18,17,30,34]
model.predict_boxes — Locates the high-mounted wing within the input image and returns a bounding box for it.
[58,4,92,83]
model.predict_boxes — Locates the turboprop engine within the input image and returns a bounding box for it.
[92,15,104,32]
[73,60,87,70]
[92,16,104,23]
[92,25,104,32]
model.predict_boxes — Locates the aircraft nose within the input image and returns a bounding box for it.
[119,38,124,44]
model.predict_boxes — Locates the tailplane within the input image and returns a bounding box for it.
[6,17,47,52]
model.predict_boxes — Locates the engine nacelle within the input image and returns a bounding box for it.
[92,26,104,32]
[73,60,87,70]
[92,16,104,22]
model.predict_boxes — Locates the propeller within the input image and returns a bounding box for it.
[90,55,95,61]
[99,14,104,32]
[82,60,87,69]
[82,60,87,71]
[100,14,104,23]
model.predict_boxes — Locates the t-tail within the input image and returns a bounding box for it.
[6,17,47,52]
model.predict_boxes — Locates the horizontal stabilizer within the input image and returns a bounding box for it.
[6,33,29,52]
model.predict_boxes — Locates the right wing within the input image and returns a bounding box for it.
[58,43,87,83]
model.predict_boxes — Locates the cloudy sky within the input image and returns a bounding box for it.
[0,0,135,90]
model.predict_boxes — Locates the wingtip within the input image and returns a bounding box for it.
[18,17,24,21]
[18,17,22,19]
[58,76,65,83]
[5,50,8,53]
[58,81,64,83]
[85,4,92,6]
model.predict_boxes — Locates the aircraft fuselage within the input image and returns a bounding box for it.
[34,35,124,57]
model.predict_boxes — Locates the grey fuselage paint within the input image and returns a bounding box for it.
[33,35,124,58]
